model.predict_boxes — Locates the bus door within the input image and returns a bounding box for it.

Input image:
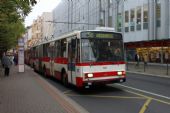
[68,38,77,84]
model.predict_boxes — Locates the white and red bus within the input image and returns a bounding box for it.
[29,29,126,88]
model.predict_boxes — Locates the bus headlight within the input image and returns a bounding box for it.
[87,73,93,78]
[117,71,122,75]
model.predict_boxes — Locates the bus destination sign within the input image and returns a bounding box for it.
[81,32,121,39]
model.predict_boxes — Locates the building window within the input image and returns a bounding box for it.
[109,7,112,27]
[118,13,122,32]
[100,10,105,26]
[130,9,135,31]
[143,4,148,29]
[136,6,141,31]
[156,2,161,27]
[125,11,129,32]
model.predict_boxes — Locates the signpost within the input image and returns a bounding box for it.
[18,38,25,72]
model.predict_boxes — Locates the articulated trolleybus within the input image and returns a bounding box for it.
[30,28,126,88]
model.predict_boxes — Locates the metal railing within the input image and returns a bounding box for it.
[126,61,170,76]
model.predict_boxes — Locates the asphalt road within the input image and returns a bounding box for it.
[45,72,170,113]
[123,73,170,98]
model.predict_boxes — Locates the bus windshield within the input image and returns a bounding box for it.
[81,32,124,62]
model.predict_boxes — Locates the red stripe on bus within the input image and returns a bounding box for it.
[41,57,51,62]
[76,77,83,87]
[85,71,126,79]
[54,57,68,64]
[76,61,126,66]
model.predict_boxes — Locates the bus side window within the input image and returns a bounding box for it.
[71,39,76,62]
[61,38,66,57]
[77,39,80,62]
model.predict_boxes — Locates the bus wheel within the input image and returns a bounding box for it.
[62,73,68,87]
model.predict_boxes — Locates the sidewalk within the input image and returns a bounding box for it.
[126,62,170,78]
[0,65,89,113]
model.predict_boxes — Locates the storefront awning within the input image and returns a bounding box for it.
[125,39,170,48]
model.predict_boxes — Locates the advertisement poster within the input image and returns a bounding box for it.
[18,38,25,72]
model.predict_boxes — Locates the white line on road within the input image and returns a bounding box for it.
[115,84,170,100]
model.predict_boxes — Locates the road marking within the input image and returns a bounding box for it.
[116,84,170,100]
[139,98,152,113]
[114,84,170,105]
[66,94,145,99]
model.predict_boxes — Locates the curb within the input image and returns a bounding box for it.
[127,71,170,78]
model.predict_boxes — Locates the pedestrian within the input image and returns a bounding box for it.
[135,53,140,67]
[1,52,12,76]
[9,55,14,65]
[13,54,18,65]
[144,54,148,65]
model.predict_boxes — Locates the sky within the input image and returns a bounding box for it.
[24,0,61,27]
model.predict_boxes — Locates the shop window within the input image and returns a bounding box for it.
[143,4,148,29]
[136,6,141,31]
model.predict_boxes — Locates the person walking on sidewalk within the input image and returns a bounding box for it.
[1,52,12,76]
[135,53,140,67]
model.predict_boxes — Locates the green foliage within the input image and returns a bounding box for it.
[0,0,37,53]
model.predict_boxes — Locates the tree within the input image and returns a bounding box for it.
[0,0,37,55]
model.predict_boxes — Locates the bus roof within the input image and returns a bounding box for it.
[32,30,121,47]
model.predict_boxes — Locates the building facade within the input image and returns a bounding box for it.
[53,0,120,37]
[27,12,53,47]
[53,0,170,63]
[123,0,170,63]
